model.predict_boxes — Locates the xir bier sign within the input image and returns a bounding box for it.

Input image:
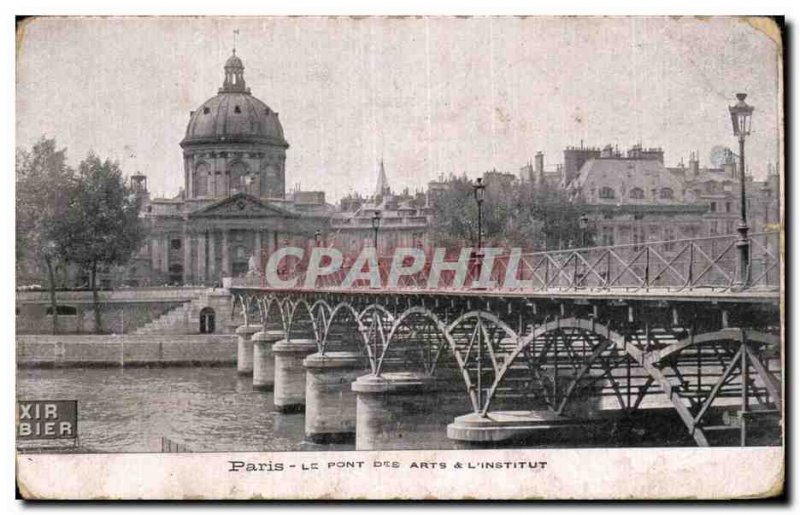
[17,400,77,440]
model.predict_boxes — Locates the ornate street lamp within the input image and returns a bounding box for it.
[729,93,754,287]
[472,177,486,250]
[471,176,487,410]
[471,177,487,289]
[579,213,589,247]
[371,210,381,254]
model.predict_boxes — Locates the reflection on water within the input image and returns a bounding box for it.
[16,367,466,453]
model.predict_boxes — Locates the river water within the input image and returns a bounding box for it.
[16,366,470,453]
[19,366,777,452]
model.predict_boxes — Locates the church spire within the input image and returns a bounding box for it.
[375,159,390,197]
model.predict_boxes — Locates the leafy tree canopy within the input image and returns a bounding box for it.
[430,173,593,251]
[56,153,145,271]
[16,137,74,266]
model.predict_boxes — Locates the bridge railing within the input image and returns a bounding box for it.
[230,231,780,293]
[508,231,780,293]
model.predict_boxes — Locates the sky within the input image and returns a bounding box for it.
[16,16,782,202]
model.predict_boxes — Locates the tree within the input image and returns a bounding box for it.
[429,172,594,252]
[516,179,594,251]
[429,174,479,248]
[16,137,74,334]
[56,154,145,333]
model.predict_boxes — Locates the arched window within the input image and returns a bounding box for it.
[194,163,209,197]
[660,187,674,200]
[229,162,249,193]
[168,264,183,285]
[629,187,644,199]
[199,307,216,334]
[599,187,616,199]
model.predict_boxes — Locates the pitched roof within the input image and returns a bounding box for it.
[570,158,686,204]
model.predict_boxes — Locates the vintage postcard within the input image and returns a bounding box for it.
[14,15,784,500]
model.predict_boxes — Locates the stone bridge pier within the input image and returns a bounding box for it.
[235,324,261,375]
[251,327,284,391]
[304,352,367,443]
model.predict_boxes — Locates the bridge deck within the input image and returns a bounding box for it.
[230,284,780,304]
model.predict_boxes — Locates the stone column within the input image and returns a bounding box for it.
[304,352,367,443]
[161,236,169,278]
[267,230,276,258]
[235,324,262,375]
[208,230,217,284]
[272,338,318,412]
[254,230,262,270]
[185,156,192,198]
[221,229,230,277]
[251,328,285,391]
[351,373,436,451]
[150,237,160,273]
[196,232,207,285]
[182,232,192,284]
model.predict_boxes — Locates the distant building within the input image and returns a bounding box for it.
[564,142,780,248]
[564,144,704,247]
[562,143,601,186]
[482,169,518,193]
[519,151,562,188]
[668,152,780,237]
[330,162,431,254]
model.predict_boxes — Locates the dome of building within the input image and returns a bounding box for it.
[181,53,288,148]
[224,53,244,70]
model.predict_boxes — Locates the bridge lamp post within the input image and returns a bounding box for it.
[371,210,381,255]
[473,177,486,250]
[472,177,487,408]
[579,213,589,248]
[729,93,754,288]
[472,177,486,288]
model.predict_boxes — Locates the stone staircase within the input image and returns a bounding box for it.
[133,289,234,335]
[133,302,194,335]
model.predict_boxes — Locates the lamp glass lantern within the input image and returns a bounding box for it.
[473,177,485,204]
[371,210,381,251]
[729,93,754,139]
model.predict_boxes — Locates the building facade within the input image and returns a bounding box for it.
[540,143,780,249]
[128,53,333,287]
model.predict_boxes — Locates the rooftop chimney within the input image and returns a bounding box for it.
[689,151,700,176]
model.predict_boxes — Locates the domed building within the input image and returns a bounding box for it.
[181,52,288,200]
[128,52,332,286]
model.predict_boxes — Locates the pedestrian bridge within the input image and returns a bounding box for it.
[229,232,782,448]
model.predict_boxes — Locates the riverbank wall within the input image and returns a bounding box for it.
[16,334,237,368]
[15,287,235,335]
